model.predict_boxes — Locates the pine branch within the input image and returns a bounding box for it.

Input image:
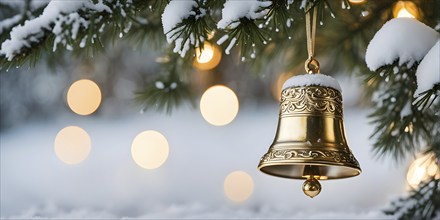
[215,1,271,60]
[265,0,296,35]
[366,61,437,161]
[163,0,214,58]
[385,178,440,219]
[0,1,48,46]
[135,53,195,114]
[320,0,395,74]
[384,129,440,220]
[414,84,440,111]
[0,0,150,69]
[242,17,305,75]
[219,17,270,60]
[122,3,165,50]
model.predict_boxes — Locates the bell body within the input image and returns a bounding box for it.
[258,85,361,180]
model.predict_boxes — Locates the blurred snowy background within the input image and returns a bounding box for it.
[0,43,412,219]
[3,0,438,217]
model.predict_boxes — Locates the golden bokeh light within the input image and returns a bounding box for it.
[393,1,419,19]
[224,170,254,202]
[197,46,214,63]
[200,85,239,126]
[193,42,222,71]
[407,153,439,188]
[131,130,169,170]
[348,0,366,4]
[67,79,102,115]
[54,126,91,165]
[397,8,414,18]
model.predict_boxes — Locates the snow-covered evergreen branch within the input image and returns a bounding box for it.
[1,0,111,60]
[162,0,211,57]
[1,0,346,67]
[385,177,440,219]
[365,16,440,220]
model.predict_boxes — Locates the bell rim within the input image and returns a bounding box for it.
[257,161,361,180]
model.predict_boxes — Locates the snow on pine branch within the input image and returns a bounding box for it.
[365,18,439,99]
[216,0,271,56]
[415,40,440,96]
[0,0,112,61]
[217,0,272,29]
[0,14,23,35]
[162,0,207,57]
[162,0,198,41]
[0,0,51,9]
[365,18,439,71]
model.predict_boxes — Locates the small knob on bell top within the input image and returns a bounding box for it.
[302,176,321,198]
[305,56,320,74]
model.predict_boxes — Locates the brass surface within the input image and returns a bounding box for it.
[258,86,361,183]
[302,176,322,198]
[305,56,320,74]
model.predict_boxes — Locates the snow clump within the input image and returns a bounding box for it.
[283,73,342,92]
[217,0,272,29]
[162,0,198,42]
[0,0,111,60]
[216,0,271,55]
[162,0,206,57]
[415,40,440,96]
[365,18,439,71]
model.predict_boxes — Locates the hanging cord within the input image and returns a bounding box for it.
[305,5,320,74]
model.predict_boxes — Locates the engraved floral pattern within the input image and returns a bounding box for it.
[260,148,360,168]
[280,86,343,117]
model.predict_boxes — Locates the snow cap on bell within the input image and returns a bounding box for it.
[282,73,342,92]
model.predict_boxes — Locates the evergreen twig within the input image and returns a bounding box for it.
[135,53,195,114]
[366,62,437,161]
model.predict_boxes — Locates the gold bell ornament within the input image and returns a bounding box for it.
[257,5,361,198]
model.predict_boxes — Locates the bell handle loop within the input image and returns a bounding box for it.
[305,56,320,74]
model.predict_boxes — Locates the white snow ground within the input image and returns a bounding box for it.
[1,103,407,219]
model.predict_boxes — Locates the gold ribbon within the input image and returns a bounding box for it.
[305,5,320,74]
